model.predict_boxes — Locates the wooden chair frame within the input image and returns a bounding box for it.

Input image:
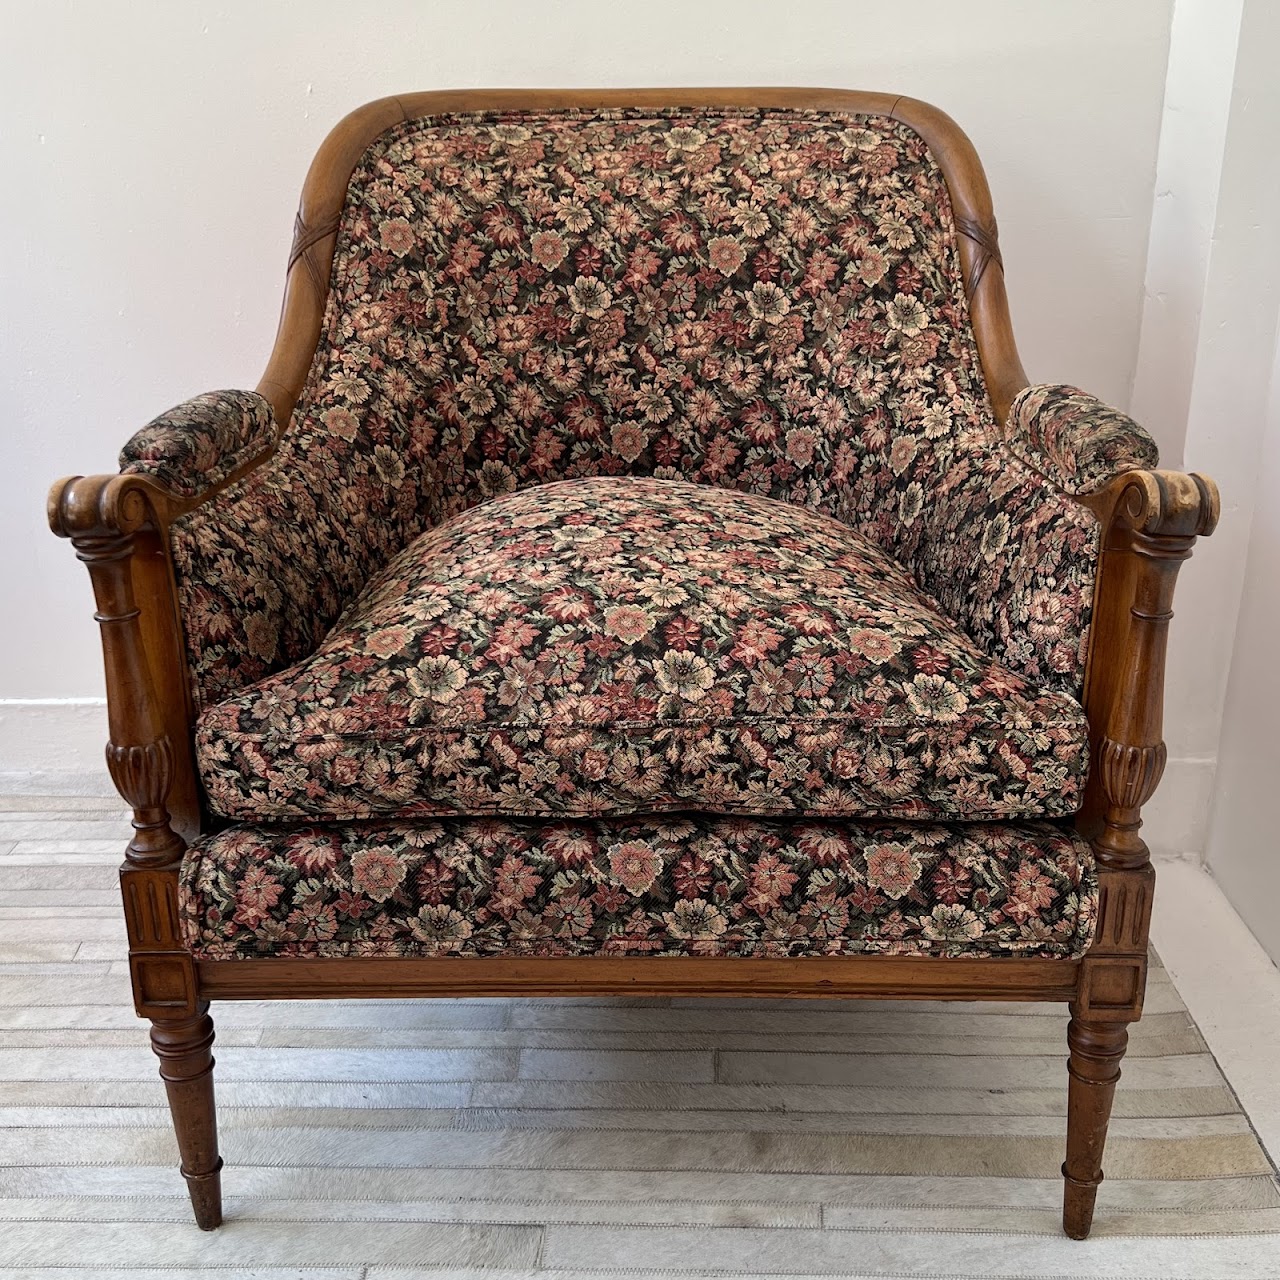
[47,89,1219,1239]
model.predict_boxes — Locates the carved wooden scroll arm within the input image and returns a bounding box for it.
[49,473,200,1018]
[1075,469,1220,1020]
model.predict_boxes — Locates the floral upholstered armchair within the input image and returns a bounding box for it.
[49,89,1218,1239]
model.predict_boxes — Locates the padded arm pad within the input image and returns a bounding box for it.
[1004,384,1158,496]
[119,390,277,499]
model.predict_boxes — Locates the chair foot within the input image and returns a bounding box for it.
[1061,1015,1128,1240]
[150,1002,223,1230]
[1062,1165,1102,1240]
[184,1163,224,1230]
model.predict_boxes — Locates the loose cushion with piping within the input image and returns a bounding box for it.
[196,477,1089,823]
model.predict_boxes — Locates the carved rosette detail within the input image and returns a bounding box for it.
[1099,739,1166,813]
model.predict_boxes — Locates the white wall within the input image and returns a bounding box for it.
[1135,0,1280,872]
[3,0,1175,704]
[1203,323,1280,962]
[1160,0,1280,964]
[1129,0,1243,465]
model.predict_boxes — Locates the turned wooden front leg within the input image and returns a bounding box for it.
[54,479,221,1228]
[151,1004,223,1230]
[1065,469,1218,1238]
[1063,1017,1128,1239]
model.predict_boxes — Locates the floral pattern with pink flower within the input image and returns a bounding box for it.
[195,478,1089,824]
[160,108,1129,719]
[1004,384,1158,496]
[179,812,1097,960]
[119,390,277,499]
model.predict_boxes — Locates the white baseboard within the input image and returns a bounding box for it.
[1151,859,1280,1164]
[1141,756,1218,860]
[0,700,114,796]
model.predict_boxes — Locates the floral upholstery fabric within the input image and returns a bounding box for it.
[1004,384,1159,496]
[179,811,1098,960]
[119,391,277,499]
[197,477,1088,824]
[163,108,1112,718]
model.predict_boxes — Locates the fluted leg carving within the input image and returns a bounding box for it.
[151,1005,222,1229]
[1062,1016,1128,1239]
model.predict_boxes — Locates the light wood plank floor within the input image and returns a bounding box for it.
[2,796,1278,1278]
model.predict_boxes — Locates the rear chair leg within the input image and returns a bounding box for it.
[150,1002,223,1229]
[1062,1014,1129,1239]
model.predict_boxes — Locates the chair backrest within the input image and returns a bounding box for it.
[170,98,1094,714]
[323,105,991,512]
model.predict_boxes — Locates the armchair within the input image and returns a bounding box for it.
[48,89,1218,1239]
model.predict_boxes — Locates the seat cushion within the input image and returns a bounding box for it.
[179,813,1098,960]
[197,477,1089,823]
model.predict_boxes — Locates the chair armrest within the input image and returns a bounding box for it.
[118,390,278,499]
[885,437,1100,701]
[48,391,281,838]
[1003,384,1158,496]
[897,386,1158,698]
